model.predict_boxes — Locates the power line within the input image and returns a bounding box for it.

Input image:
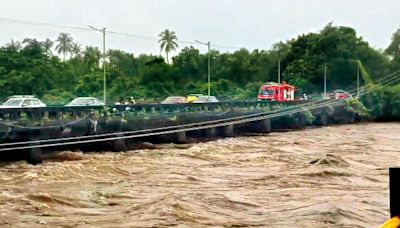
[0,17,92,32]
[106,30,198,46]
[106,30,159,41]
[0,17,242,51]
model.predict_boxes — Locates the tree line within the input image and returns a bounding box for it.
[0,24,399,104]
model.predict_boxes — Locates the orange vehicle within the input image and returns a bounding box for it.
[257,82,295,101]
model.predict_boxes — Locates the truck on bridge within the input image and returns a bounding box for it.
[257,82,295,101]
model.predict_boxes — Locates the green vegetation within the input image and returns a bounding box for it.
[158,29,179,64]
[0,24,399,105]
[345,98,370,119]
[362,85,400,120]
[55,33,73,61]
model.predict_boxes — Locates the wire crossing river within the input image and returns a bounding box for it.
[0,123,398,227]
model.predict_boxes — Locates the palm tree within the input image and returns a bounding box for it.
[41,38,54,56]
[6,39,21,51]
[71,42,82,59]
[22,38,42,51]
[55,33,73,60]
[83,46,101,71]
[158,29,179,64]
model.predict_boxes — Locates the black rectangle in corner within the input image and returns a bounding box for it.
[390,168,400,217]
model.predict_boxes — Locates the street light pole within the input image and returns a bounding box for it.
[196,40,211,96]
[89,26,107,106]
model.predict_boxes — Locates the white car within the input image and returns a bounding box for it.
[161,96,187,104]
[0,96,46,108]
[65,97,105,107]
[193,96,219,103]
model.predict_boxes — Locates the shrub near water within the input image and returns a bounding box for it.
[362,85,400,120]
[345,98,370,120]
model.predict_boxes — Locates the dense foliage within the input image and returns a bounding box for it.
[0,24,399,105]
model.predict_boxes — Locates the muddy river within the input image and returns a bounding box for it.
[0,123,399,227]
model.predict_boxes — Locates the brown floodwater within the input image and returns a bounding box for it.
[0,123,399,227]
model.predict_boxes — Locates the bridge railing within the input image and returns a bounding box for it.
[0,100,309,124]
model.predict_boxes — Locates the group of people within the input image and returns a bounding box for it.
[115,97,136,105]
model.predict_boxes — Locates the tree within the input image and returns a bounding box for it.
[83,46,101,71]
[71,42,82,59]
[171,46,203,82]
[0,24,394,102]
[386,29,400,71]
[385,29,400,58]
[5,39,21,51]
[140,57,174,97]
[107,49,138,76]
[158,29,179,64]
[41,38,54,56]
[278,24,389,93]
[55,33,73,60]
[21,38,43,57]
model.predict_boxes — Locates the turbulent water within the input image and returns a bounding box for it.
[0,123,399,227]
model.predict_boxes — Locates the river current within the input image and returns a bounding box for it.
[0,123,399,227]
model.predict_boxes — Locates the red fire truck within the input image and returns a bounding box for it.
[257,82,295,101]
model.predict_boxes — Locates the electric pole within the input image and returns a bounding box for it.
[324,62,327,99]
[207,41,210,97]
[195,40,211,96]
[357,62,360,98]
[89,26,107,106]
[278,59,281,84]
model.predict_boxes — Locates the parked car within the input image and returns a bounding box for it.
[66,97,105,106]
[330,89,352,100]
[0,96,46,108]
[187,94,204,103]
[193,95,219,103]
[161,96,187,104]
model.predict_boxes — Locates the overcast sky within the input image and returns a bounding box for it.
[0,0,399,55]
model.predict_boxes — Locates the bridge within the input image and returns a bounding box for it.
[0,98,359,164]
[1,63,399,164]
[1,66,400,163]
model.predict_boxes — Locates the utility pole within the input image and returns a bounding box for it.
[357,62,360,98]
[324,62,327,99]
[278,59,281,84]
[195,40,211,96]
[89,26,107,106]
[207,41,211,97]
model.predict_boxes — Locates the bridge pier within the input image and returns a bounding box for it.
[26,147,43,164]
[205,128,217,138]
[223,125,234,137]
[252,119,271,133]
[318,114,329,126]
[112,139,128,151]
[292,114,307,129]
[175,131,187,144]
